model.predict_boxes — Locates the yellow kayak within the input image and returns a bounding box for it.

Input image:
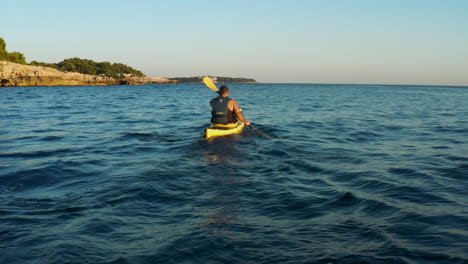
[205,122,245,140]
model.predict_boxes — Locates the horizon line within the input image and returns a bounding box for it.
[197,82,468,88]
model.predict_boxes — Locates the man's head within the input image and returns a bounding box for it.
[218,85,230,97]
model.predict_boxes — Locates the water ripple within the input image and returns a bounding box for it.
[1,84,467,263]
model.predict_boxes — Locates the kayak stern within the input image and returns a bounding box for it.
[205,122,245,140]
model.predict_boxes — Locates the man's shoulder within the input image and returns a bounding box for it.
[228,99,239,110]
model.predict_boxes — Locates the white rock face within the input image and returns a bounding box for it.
[0,61,176,87]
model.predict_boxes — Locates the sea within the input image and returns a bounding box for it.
[1,83,467,264]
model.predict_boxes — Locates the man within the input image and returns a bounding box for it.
[210,85,251,126]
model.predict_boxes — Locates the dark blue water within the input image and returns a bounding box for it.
[1,83,467,264]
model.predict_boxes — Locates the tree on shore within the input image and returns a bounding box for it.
[1,37,145,78]
[0,38,6,51]
[30,58,145,79]
[0,37,27,64]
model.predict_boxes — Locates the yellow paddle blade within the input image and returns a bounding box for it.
[202,77,218,92]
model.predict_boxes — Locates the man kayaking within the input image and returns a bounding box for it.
[210,85,251,126]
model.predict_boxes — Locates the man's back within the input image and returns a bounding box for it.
[210,85,250,126]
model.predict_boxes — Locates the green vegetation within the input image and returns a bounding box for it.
[30,58,145,79]
[1,37,145,79]
[0,37,27,64]
[170,76,257,83]
[2,38,257,82]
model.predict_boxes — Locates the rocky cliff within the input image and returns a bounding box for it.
[0,61,177,87]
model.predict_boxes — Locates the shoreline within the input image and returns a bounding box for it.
[0,61,178,87]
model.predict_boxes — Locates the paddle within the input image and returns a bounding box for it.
[202,77,282,139]
[202,76,218,93]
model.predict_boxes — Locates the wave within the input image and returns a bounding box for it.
[1,84,467,263]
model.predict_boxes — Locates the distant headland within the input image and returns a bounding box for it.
[169,76,258,83]
[0,38,257,87]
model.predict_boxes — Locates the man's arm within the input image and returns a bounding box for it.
[231,100,251,126]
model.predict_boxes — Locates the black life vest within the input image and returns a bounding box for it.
[211,96,236,124]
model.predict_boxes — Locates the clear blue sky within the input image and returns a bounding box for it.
[2,0,468,85]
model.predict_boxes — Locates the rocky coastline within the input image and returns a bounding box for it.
[0,61,178,87]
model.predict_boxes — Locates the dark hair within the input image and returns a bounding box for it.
[219,85,229,95]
